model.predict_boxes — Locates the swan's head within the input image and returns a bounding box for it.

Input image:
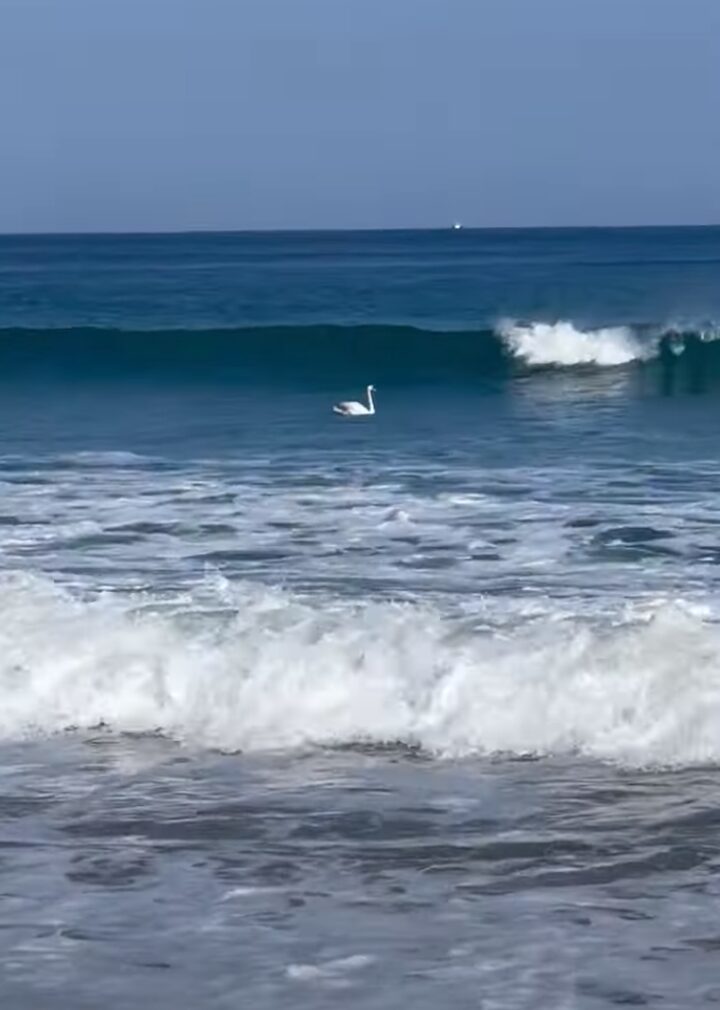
[368,384,376,392]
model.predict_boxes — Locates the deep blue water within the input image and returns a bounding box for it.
[2,228,720,1009]
[3,227,720,330]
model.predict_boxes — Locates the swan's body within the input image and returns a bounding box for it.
[333,385,376,417]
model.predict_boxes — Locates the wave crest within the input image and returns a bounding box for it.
[499,320,655,368]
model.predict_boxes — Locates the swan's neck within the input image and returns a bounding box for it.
[366,387,375,413]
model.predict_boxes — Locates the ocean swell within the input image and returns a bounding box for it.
[0,321,718,384]
[2,572,720,768]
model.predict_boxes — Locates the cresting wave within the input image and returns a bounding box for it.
[499,320,655,366]
[2,572,720,768]
[0,321,718,383]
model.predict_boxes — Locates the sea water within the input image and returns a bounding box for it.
[2,228,720,1008]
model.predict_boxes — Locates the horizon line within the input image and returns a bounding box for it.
[1,222,719,239]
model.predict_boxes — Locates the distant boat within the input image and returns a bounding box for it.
[452,222,463,231]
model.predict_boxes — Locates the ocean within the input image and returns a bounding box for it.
[2,227,720,1008]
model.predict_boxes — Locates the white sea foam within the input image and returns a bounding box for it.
[499,320,656,367]
[287,954,376,982]
[57,451,153,467]
[2,571,720,768]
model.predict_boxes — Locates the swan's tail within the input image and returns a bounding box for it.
[332,405,345,415]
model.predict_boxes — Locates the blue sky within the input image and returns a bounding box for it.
[2,0,719,231]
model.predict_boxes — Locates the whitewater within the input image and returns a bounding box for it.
[3,571,720,767]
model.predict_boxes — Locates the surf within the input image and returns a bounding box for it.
[2,571,720,768]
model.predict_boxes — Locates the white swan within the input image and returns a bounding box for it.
[333,384,376,416]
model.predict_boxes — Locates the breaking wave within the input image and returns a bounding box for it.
[498,320,656,367]
[3,571,720,768]
[0,321,719,385]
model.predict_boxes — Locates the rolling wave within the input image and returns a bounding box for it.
[1,571,718,768]
[0,320,718,384]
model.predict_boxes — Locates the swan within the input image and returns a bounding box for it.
[333,384,376,416]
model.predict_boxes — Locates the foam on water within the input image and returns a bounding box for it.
[2,571,720,768]
[499,320,655,367]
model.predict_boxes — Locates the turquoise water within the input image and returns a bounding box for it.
[2,228,720,1008]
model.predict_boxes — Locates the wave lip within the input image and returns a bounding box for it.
[499,320,656,368]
